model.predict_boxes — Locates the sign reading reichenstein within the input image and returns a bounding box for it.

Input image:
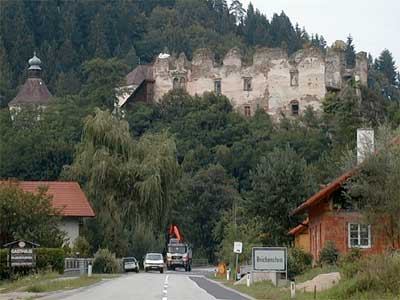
[252,247,287,272]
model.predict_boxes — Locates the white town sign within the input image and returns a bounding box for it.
[252,247,287,272]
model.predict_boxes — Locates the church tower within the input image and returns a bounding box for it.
[8,52,52,116]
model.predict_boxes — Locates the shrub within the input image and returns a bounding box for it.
[337,254,400,298]
[0,249,7,279]
[72,236,91,257]
[36,248,65,274]
[319,240,339,265]
[340,248,362,265]
[62,243,72,257]
[340,248,363,278]
[287,247,312,278]
[92,249,118,274]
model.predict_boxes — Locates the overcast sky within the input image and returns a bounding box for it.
[235,0,400,68]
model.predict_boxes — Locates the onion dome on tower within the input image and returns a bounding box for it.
[8,52,52,108]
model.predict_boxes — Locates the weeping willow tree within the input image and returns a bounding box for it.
[63,109,179,255]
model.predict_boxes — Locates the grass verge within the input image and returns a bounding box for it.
[24,275,104,293]
[0,272,60,293]
[0,273,118,294]
[210,270,400,300]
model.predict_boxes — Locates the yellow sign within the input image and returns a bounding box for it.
[217,262,226,275]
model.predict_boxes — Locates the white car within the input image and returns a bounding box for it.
[122,257,139,273]
[144,253,164,273]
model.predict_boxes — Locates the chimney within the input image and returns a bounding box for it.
[357,128,374,164]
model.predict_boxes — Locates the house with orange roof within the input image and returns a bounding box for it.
[2,181,95,245]
[288,218,310,252]
[289,130,400,260]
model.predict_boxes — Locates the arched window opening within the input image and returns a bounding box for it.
[290,70,299,87]
[291,100,299,116]
[173,77,179,90]
[244,105,251,117]
[180,77,186,90]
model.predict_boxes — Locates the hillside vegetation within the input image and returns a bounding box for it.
[0,0,399,263]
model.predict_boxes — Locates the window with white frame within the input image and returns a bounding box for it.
[348,223,371,248]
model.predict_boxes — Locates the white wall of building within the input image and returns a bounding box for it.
[59,217,80,246]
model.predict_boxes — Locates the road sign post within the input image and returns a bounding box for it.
[252,247,288,285]
[233,242,242,281]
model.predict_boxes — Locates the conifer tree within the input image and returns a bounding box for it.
[375,49,397,85]
[345,35,356,68]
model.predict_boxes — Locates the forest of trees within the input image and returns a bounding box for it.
[0,0,400,263]
[0,0,347,104]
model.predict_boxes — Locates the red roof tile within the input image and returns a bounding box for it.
[288,218,309,236]
[291,136,400,216]
[1,181,95,217]
[290,170,354,216]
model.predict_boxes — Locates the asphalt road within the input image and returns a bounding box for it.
[43,270,252,300]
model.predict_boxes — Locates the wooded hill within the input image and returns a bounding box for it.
[0,0,399,262]
[2,0,393,103]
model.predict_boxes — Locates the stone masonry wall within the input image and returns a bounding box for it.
[151,45,368,119]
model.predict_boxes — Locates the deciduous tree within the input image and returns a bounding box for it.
[0,182,64,247]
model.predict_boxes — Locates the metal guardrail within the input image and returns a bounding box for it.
[191,259,209,267]
[64,258,93,275]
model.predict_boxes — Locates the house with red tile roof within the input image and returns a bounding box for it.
[289,131,400,260]
[2,181,95,245]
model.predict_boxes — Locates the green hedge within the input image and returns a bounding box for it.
[0,249,7,279]
[36,248,65,274]
[0,248,65,279]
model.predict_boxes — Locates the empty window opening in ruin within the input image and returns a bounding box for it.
[290,70,299,86]
[243,77,252,91]
[180,77,186,90]
[214,79,221,95]
[291,100,299,116]
[244,105,251,117]
[173,77,179,90]
[173,77,186,90]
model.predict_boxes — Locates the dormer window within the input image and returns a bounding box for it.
[291,100,299,116]
[290,70,299,87]
[243,77,252,91]
[214,79,221,95]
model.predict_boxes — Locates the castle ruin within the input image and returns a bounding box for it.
[118,41,368,119]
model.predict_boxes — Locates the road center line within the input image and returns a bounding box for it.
[162,275,169,300]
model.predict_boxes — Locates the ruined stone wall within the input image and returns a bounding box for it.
[151,45,368,118]
[355,52,368,85]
